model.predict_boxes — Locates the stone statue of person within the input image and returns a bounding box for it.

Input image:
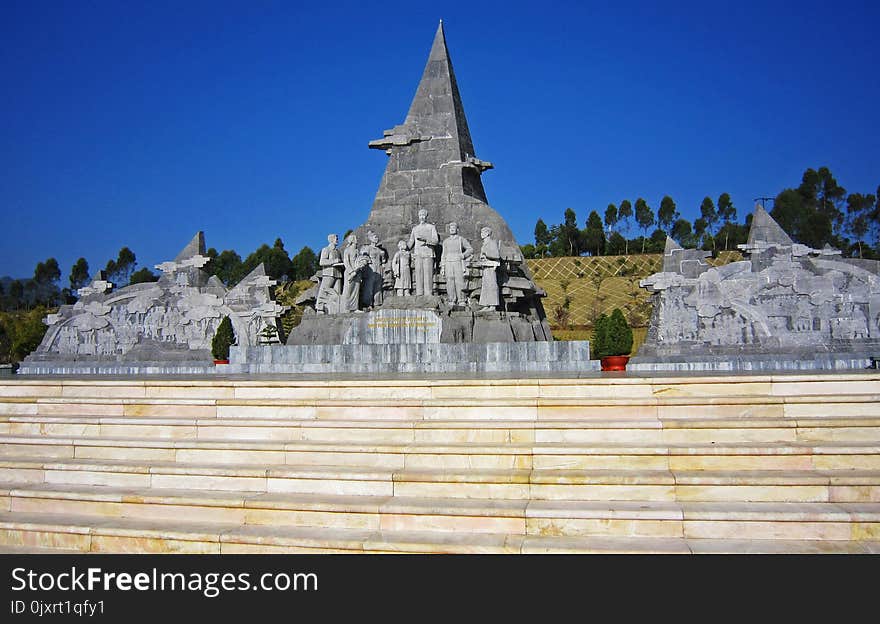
[360,230,388,309]
[316,233,344,314]
[341,233,365,313]
[440,221,473,306]
[392,240,412,296]
[408,208,439,296]
[478,226,502,311]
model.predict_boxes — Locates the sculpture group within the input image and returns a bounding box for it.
[312,210,504,315]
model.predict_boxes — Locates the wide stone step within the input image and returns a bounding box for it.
[1,373,877,553]
[1,456,878,502]
[1,432,879,470]
[0,510,636,553]
[2,414,879,444]
[2,372,877,398]
[0,509,876,554]
[1,397,879,420]
[3,482,879,540]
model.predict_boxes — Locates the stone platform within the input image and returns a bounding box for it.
[17,361,218,376]
[288,306,553,346]
[629,352,880,373]
[0,371,879,553]
[230,340,594,375]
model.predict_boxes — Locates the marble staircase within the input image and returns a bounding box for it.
[0,373,878,553]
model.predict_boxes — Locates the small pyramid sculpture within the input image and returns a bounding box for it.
[155,231,211,282]
[661,236,683,272]
[174,231,206,261]
[745,205,794,248]
[357,21,517,251]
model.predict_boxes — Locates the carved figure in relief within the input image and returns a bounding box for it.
[360,230,388,309]
[408,209,439,296]
[316,233,344,314]
[341,234,367,313]
[477,227,501,310]
[392,240,413,296]
[440,222,473,306]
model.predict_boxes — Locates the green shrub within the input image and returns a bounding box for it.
[0,307,51,363]
[211,316,236,360]
[591,308,633,358]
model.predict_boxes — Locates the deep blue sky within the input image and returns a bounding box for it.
[2,0,878,281]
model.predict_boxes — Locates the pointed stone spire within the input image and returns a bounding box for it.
[155,232,210,283]
[746,205,793,247]
[663,236,683,255]
[358,22,516,252]
[174,232,206,262]
[662,236,683,272]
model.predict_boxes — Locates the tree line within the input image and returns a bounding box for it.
[0,239,320,312]
[522,166,879,260]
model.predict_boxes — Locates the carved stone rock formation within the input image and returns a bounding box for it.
[634,207,880,370]
[20,233,288,373]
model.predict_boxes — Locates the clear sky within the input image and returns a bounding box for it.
[1,0,878,281]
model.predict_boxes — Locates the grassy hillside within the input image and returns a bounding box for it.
[527,251,742,341]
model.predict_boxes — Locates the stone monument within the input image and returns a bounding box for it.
[631,206,880,371]
[19,233,288,374]
[232,23,593,373]
[285,21,553,347]
[359,22,514,254]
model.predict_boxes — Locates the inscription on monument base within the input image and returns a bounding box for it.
[344,309,442,344]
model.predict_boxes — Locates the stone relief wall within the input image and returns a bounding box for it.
[637,207,880,359]
[24,233,288,365]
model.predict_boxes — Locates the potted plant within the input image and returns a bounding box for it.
[211,316,236,364]
[592,308,633,371]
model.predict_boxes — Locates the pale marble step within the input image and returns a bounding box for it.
[0,544,86,554]
[0,510,524,553]
[2,454,879,500]
[1,376,877,423]
[8,480,878,539]
[685,538,880,553]
[0,509,724,554]
[0,397,875,421]
[3,476,879,544]
[6,432,878,470]
[2,370,877,392]
[1,482,524,533]
[3,413,879,448]
[1,508,877,553]
[527,499,880,540]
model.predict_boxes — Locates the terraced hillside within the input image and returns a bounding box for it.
[527,251,742,331]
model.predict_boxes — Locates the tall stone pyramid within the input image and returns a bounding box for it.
[356,22,517,251]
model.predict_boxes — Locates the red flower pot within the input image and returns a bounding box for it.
[213,359,229,365]
[600,355,629,371]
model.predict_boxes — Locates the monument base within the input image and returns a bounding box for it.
[18,347,216,376]
[629,351,879,372]
[230,340,595,375]
[287,303,552,345]
[16,362,218,375]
